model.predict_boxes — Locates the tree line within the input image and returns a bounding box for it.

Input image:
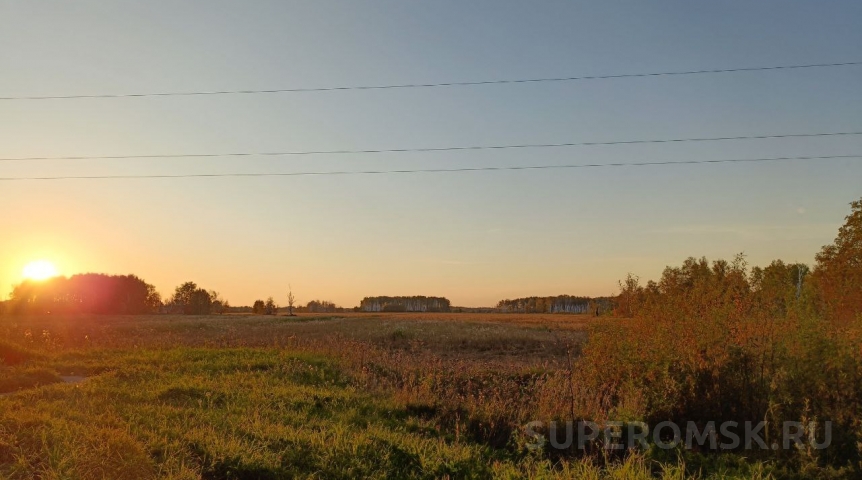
[0,277,453,316]
[250,287,297,315]
[2,273,161,315]
[0,276,232,316]
[359,296,451,312]
[496,295,613,314]
[303,300,339,313]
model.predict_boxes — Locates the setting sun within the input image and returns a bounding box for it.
[22,260,59,281]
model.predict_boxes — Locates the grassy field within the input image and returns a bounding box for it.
[0,313,811,479]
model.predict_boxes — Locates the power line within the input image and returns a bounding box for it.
[2,154,858,182]
[3,131,860,162]
[2,61,860,101]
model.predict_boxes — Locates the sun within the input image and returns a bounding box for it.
[22,260,59,281]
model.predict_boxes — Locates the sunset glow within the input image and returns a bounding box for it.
[22,260,59,281]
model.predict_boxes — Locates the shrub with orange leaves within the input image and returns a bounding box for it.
[570,198,862,469]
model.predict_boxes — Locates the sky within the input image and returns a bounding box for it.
[1,1,861,307]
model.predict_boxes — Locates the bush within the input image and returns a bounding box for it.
[568,198,862,472]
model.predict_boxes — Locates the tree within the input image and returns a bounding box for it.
[253,300,265,315]
[210,291,228,315]
[264,297,277,315]
[172,282,198,310]
[812,197,862,323]
[617,273,642,317]
[187,289,212,315]
[145,284,162,312]
[286,285,296,316]
[750,260,808,317]
[168,281,215,315]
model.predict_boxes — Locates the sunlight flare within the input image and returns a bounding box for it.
[22,260,59,281]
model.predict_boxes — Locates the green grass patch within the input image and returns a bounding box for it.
[0,348,510,479]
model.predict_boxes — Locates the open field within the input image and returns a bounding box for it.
[0,313,751,479]
[0,309,858,479]
[0,313,603,479]
[0,312,589,364]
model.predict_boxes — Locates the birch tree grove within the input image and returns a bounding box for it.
[496,295,610,314]
[360,296,451,312]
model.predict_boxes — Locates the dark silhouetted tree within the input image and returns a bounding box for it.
[306,300,338,313]
[210,291,227,315]
[252,300,265,315]
[7,274,161,315]
[187,289,212,315]
[264,297,277,315]
[171,282,198,312]
[170,281,213,315]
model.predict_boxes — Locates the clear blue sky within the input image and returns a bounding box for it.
[2,1,861,307]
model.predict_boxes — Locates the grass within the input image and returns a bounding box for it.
[0,348,550,478]
[0,313,783,479]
